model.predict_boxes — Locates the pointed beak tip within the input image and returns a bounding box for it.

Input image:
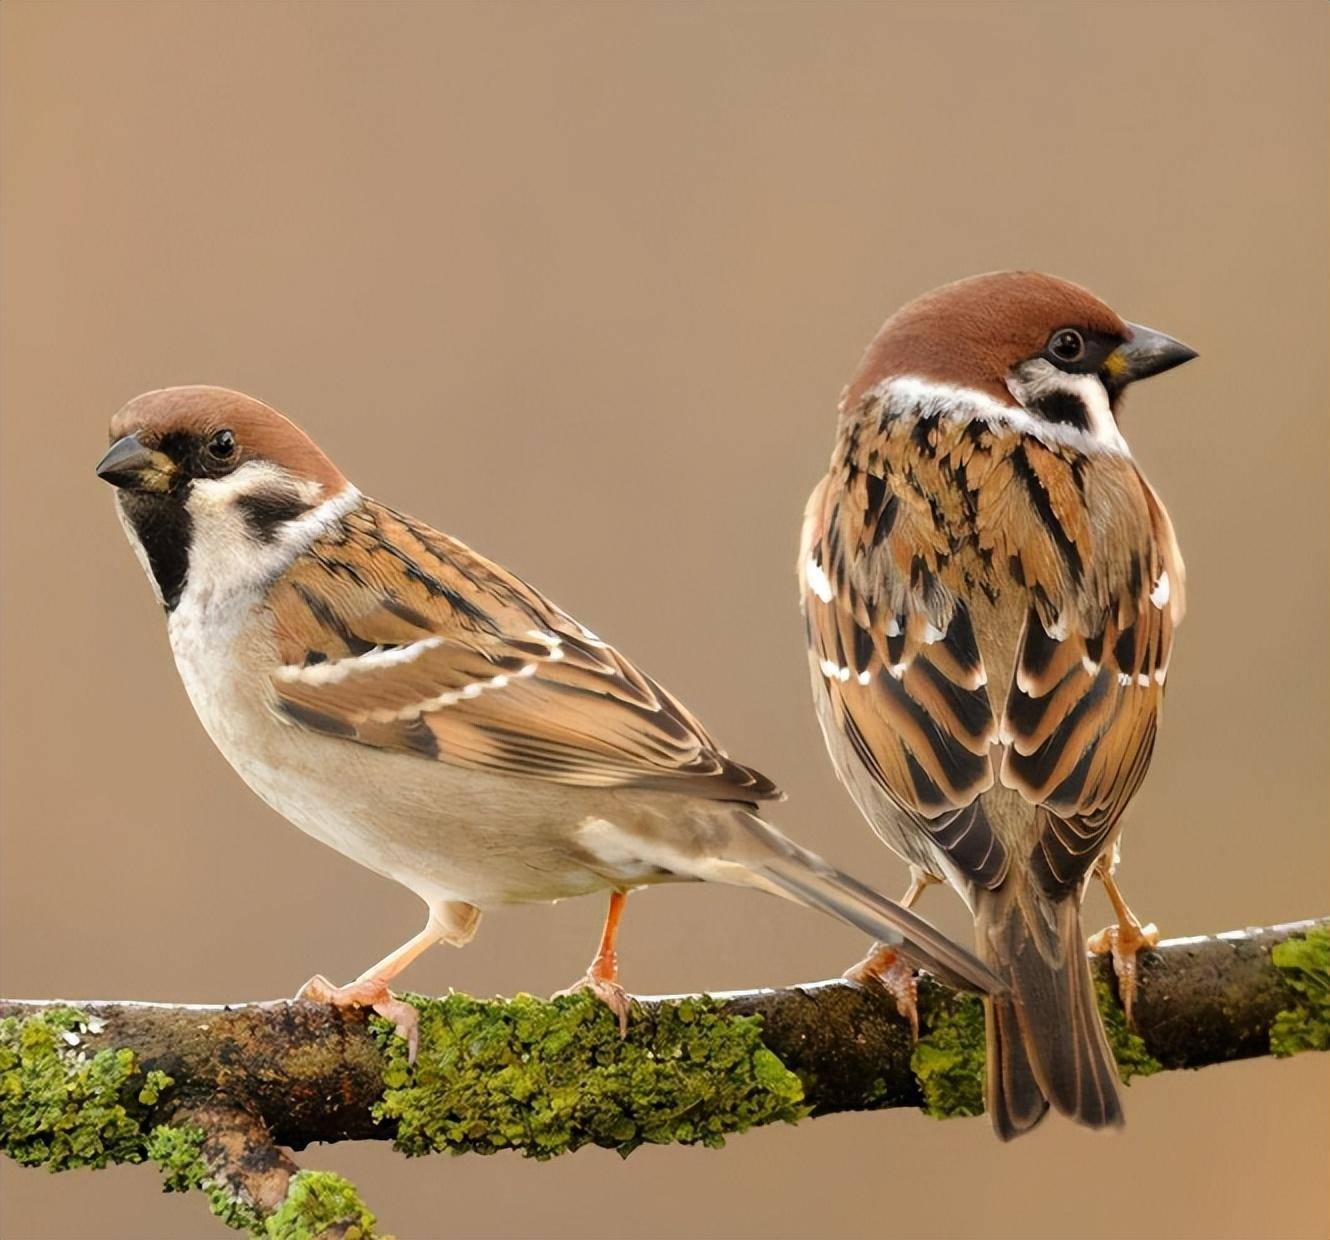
[95,433,156,488]
[1119,323,1199,383]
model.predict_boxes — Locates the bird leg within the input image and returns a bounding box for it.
[555,890,633,1036]
[1087,854,1158,1027]
[841,866,940,1040]
[298,900,481,1061]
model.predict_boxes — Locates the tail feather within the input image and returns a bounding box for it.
[987,995,1049,1138]
[727,814,1003,995]
[978,890,1123,1139]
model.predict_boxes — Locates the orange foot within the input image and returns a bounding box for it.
[843,943,919,1041]
[297,973,420,1062]
[554,970,634,1037]
[1087,919,1159,1027]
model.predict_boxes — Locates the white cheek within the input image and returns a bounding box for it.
[178,466,360,620]
[1068,373,1126,452]
[880,376,1132,460]
[1006,362,1127,454]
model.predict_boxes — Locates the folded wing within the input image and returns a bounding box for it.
[801,462,1004,889]
[1001,469,1184,897]
[803,421,1184,897]
[266,501,781,804]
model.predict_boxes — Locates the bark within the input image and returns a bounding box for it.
[1,918,1325,1238]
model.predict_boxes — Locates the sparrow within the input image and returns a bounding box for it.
[96,385,1001,1051]
[799,272,1193,1137]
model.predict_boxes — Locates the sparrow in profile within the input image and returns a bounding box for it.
[800,272,1193,1136]
[96,386,999,1050]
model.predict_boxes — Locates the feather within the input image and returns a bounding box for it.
[267,499,783,804]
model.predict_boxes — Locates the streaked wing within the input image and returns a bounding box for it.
[265,500,781,803]
[1001,468,1184,896]
[804,414,1184,896]
[801,465,1004,888]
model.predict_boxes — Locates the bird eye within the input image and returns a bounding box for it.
[1048,328,1086,363]
[207,429,237,460]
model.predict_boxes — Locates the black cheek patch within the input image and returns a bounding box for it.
[1031,390,1091,431]
[237,490,313,543]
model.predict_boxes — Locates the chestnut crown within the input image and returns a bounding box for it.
[843,271,1195,413]
[98,386,346,496]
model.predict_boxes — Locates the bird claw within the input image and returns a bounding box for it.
[1087,920,1159,1027]
[843,945,920,1041]
[296,973,420,1062]
[554,970,634,1037]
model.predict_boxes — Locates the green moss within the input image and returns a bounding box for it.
[147,1121,266,1233]
[0,1008,262,1230]
[149,1125,373,1237]
[371,991,807,1159]
[1093,978,1162,1083]
[2,1010,378,1237]
[266,1170,377,1240]
[911,974,1162,1119]
[146,1122,208,1194]
[1270,926,1330,1057]
[137,1068,174,1107]
[911,988,986,1119]
[0,1008,148,1170]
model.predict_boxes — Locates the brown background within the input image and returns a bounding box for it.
[2,2,1327,1237]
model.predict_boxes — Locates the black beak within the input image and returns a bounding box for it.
[1110,322,1198,386]
[95,433,173,491]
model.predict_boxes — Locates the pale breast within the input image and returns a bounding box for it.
[165,586,633,908]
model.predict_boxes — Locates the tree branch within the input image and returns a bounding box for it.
[2,918,1326,1238]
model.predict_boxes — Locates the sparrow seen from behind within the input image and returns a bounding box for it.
[800,272,1193,1137]
[97,386,1001,1052]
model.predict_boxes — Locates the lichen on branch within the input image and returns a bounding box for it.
[907,976,1161,1122]
[373,990,807,1159]
[0,1007,152,1172]
[910,984,986,1119]
[1269,924,1330,1056]
[0,1009,379,1237]
[1,918,1326,1238]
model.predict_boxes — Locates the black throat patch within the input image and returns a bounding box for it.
[117,492,192,611]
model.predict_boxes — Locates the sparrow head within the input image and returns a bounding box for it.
[97,386,351,610]
[844,271,1196,441]
[97,385,345,497]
